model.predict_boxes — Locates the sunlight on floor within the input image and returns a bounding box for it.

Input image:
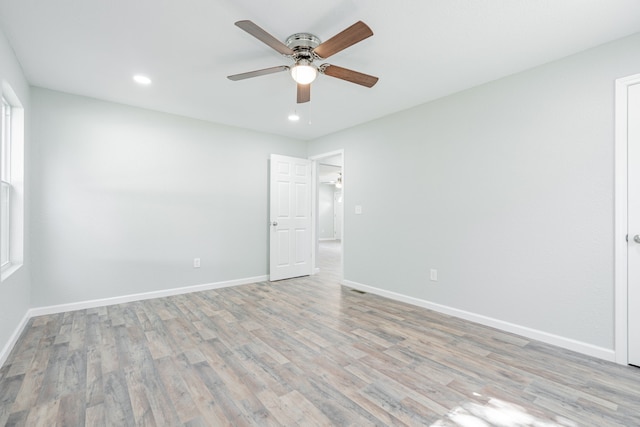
[431,394,578,427]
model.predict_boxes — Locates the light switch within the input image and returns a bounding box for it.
[355,205,362,215]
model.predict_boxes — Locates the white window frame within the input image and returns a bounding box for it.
[1,97,10,270]
[1,84,24,282]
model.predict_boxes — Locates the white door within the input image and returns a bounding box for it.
[269,154,312,281]
[628,83,640,366]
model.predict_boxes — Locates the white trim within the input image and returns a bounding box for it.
[310,160,318,274]
[309,149,344,161]
[343,279,616,362]
[3,272,614,366]
[29,275,268,317]
[614,73,640,365]
[0,311,30,368]
[1,275,267,367]
[1,262,22,282]
[1,83,25,276]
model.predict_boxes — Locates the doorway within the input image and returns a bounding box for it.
[614,73,640,366]
[311,150,344,282]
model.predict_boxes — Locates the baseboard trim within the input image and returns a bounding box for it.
[0,311,31,368]
[4,275,615,366]
[1,275,268,368]
[29,275,269,318]
[342,279,615,362]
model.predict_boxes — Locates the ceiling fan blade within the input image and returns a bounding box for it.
[227,65,289,81]
[321,64,378,88]
[235,20,294,56]
[297,83,311,103]
[313,21,373,59]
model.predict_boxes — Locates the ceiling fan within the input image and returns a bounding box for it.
[227,20,379,103]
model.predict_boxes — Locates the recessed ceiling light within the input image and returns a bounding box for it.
[288,112,300,121]
[133,74,152,85]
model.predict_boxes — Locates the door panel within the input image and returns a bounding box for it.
[295,182,308,215]
[295,229,307,263]
[276,230,289,266]
[629,83,640,366]
[270,154,312,281]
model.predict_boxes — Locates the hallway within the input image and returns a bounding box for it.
[316,240,342,284]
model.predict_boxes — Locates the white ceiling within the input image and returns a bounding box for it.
[1,1,640,141]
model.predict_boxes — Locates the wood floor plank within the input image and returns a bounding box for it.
[124,349,181,425]
[125,367,159,427]
[85,345,104,408]
[5,325,42,379]
[154,356,202,424]
[23,397,61,427]
[256,388,300,426]
[102,371,135,427]
[175,353,230,425]
[98,320,120,375]
[85,402,105,426]
[359,380,435,426]
[191,361,251,426]
[303,366,395,426]
[35,342,69,405]
[232,345,292,398]
[1,241,640,426]
[0,374,23,426]
[57,391,85,427]
[9,335,53,413]
[278,389,332,427]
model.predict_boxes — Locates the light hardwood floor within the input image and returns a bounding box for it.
[1,240,639,426]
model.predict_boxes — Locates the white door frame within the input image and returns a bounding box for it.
[309,149,344,275]
[614,73,640,365]
[334,190,343,240]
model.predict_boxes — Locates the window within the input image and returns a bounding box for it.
[1,85,24,280]
[1,98,10,269]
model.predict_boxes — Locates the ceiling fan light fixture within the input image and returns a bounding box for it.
[290,63,317,85]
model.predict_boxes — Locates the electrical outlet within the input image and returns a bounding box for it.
[194,258,201,268]
[430,269,438,281]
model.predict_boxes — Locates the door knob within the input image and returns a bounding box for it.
[271,221,278,226]
[634,235,640,244]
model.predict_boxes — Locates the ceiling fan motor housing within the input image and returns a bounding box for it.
[285,33,321,62]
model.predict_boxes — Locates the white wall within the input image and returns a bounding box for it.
[31,88,305,306]
[308,32,640,352]
[319,183,335,239]
[0,27,31,361]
